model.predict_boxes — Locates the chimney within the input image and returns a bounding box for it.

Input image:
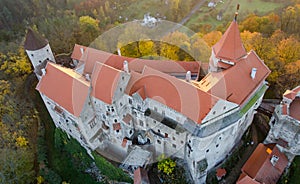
[41,68,46,76]
[80,47,84,55]
[123,60,129,73]
[186,71,191,82]
[117,48,122,56]
[85,74,91,81]
[251,68,257,79]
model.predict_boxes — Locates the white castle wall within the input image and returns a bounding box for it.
[26,44,55,68]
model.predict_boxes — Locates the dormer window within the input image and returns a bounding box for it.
[270,155,279,166]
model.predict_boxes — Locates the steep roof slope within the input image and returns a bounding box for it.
[197,51,270,105]
[212,21,247,62]
[24,28,48,51]
[90,62,121,104]
[36,62,90,117]
[125,66,219,123]
[238,143,288,184]
[71,44,201,76]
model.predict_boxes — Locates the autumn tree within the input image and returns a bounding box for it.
[160,31,191,61]
[277,36,300,63]
[34,12,78,53]
[157,154,176,175]
[138,40,157,57]
[202,31,222,47]
[240,13,280,36]
[77,15,100,46]
[190,36,211,62]
[0,48,32,77]
[117,24,149,58]
[281,4,300,37]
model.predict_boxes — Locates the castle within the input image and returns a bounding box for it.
[25,18,270,183]
[237,86,300,184]
[265,86,300,160]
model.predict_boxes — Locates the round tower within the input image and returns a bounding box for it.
[24,28,55,77]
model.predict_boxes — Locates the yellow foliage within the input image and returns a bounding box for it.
[278,36,300,63]
[16,136,29,147]
[138,40,156,57]
[79,16,99,28]
[202,31,222,47]
[240,30,260,52]
[157,154,176,175]
[0,48,32,76]
[37,175,44,184]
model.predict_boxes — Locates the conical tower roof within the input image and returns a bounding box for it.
[212,21,246,62]
[24,28,48,51]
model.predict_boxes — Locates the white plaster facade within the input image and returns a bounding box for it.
[265,88,300,160]
[25,28,269,184]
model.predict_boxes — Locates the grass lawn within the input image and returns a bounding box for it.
[120,0,170,21]
[185,0,286,32]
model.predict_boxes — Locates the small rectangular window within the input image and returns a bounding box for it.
[139,120,144,127]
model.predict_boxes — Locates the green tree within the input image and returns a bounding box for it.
[0,148,35,184]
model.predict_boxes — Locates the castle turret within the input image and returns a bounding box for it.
[209,8,246,72]
[24,28,55,78]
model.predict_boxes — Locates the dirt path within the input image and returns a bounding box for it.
[170,0,207,32]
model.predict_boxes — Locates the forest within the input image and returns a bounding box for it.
[0,0,299,183]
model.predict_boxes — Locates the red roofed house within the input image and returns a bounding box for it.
[265,86,300,160]
[216,168,226,180]
[25,16,270,184]
[134,167,150,184]
[237,143,288,184]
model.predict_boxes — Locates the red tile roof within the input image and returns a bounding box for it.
[236,172,260,184]
[212,21,247,62]
[282,104,288,115]
[71,44,201,75]
[36,62,90,117]
[134,167,150,184]
[216,168,226,179]
[283,86,300,101]
[238,143,288,184]
[125,66,219,123]
[197,51,271,105]
[289,97,300,121]
[136,86,147,100]
[91,62,121,104]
